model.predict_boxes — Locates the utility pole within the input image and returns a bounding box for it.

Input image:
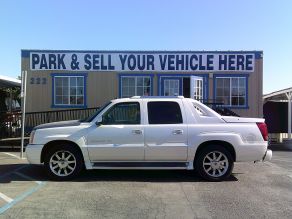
[20,70,27,158]
[286,92,292,140]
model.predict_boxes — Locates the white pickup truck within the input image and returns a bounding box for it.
[26,96,272,181]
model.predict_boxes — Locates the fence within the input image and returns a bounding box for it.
[0,108,99,140]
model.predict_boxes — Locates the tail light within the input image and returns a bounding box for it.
[256,122,268,141]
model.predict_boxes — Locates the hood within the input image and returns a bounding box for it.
[221,116,265,123]
[33,120,81,130]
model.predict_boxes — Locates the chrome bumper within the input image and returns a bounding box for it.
[263,149,272,162]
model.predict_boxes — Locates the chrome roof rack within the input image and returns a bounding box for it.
[130,96,185,99]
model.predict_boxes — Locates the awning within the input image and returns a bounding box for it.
[263,87,292,102]
[0,75,21,88]
[264,87,292,140]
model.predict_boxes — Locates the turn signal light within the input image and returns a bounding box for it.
[29,130,35,144]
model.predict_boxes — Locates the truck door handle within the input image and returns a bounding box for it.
[172,129,183,135]
[132,130,142,135]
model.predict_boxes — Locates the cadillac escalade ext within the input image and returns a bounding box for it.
[26,96,272,181]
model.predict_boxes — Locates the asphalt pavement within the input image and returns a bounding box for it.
[0,149,291,219]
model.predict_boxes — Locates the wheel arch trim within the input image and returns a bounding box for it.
[194,140,236,162]
[40,140,85,164]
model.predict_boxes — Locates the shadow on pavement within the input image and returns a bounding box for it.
[0,148,25,152]
[0,164,238,183]
[268,144,292,151]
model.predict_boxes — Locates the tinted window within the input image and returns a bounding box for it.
[102,102,140,125]
[147,101,183,124]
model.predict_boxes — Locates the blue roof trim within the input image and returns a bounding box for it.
[255,51,263,59]
[21,49,264,57]
[21,50,30,58]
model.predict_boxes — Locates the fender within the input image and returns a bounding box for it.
[187,132,242,161]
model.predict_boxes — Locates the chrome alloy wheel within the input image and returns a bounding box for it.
[202,151,229,177]
[49,150,77,177]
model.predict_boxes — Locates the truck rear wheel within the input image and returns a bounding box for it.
[195,145,234,182]
[44,144,83,180]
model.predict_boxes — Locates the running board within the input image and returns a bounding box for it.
[91,162,190,169]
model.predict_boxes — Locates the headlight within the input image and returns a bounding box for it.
[29,130,35,144]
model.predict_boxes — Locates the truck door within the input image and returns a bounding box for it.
[144,100,188,161]
[86,101,145,161]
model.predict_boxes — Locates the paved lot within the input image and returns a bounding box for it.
[0,149,292,219]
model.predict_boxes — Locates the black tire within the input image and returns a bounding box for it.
[44,143,84,181]
[195,145,234,182]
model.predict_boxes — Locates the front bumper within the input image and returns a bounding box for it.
[263,149,272,162]
[26,144,44,164]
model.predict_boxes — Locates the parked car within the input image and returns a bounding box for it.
[26,96,272,181]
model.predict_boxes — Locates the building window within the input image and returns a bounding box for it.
[52,74,87,108]
[215,76,247,107]
[164,79,180,96]
[120,76,152,97]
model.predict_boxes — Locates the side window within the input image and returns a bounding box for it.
[102,102,140,125]
[193,103,208,116]
[147,101,183,124]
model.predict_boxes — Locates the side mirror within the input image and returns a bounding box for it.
[95,117,102,127]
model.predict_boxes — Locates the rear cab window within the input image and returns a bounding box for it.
[147,101,183,124]
[192,103,208,116]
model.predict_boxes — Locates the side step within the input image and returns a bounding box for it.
[92,162,189,169]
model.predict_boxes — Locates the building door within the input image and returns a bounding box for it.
[190,76,203,102]
[161,77,182,96]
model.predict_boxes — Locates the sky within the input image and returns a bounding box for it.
[0,0,291,94]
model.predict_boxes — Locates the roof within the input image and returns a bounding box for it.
[263,87,292,101]
[111,96,187,103]
[130,96,185,99]
[0,75,21,88]
[21,49,263,58]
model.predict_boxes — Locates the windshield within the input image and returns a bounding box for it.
[80,101,111,122]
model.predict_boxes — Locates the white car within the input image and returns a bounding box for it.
[26,96,272,181]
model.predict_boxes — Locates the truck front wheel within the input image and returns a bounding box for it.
[44,144,83,180]
[195,145,234,182]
